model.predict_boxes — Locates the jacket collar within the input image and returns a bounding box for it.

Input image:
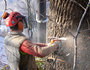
[9,31,24,36]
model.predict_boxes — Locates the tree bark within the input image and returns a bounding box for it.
[46,0,90,70]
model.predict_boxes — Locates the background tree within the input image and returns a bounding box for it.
[46,0,90,70]
[0,17,1,25]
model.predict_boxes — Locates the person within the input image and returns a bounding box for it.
[2,12,61,70]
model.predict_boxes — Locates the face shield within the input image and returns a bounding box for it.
[22,16,28,28]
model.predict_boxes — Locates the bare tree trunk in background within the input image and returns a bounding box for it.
[46,0,90,70]
[0,17,2,25]
[26,0,32,30]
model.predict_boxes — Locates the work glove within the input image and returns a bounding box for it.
[51,39,62,54]
[51,39,61,46]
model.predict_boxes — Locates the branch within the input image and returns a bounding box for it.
[73,1,90,70]
[71,0,85,10]
[67,30,75,38]
[4,0,7,11]
[80,29,90,32]
[75,1,90,37]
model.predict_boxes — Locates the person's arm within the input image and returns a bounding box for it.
[35,43,47,47]
[20,40,61,58]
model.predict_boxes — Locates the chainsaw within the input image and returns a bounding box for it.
[49,37,67,55]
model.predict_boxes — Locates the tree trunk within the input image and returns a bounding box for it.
[46,0,90,70]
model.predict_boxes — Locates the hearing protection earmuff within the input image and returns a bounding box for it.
[18,21,24,31]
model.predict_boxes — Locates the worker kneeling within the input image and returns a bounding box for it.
[3,12,62,70]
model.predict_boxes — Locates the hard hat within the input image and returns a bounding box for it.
[3,12,23,27]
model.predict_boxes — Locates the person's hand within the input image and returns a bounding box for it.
[50,39,62,47]
[51,39,62,54]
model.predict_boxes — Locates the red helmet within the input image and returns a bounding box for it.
[3,12,23,27]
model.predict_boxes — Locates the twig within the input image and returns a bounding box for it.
[71,0,85,10]
[87,20,90,29]
[80,29,90,32]
[67,30,75,38]
[6,8,13,11]
[3,0,13,13]
[73,1,90,70]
